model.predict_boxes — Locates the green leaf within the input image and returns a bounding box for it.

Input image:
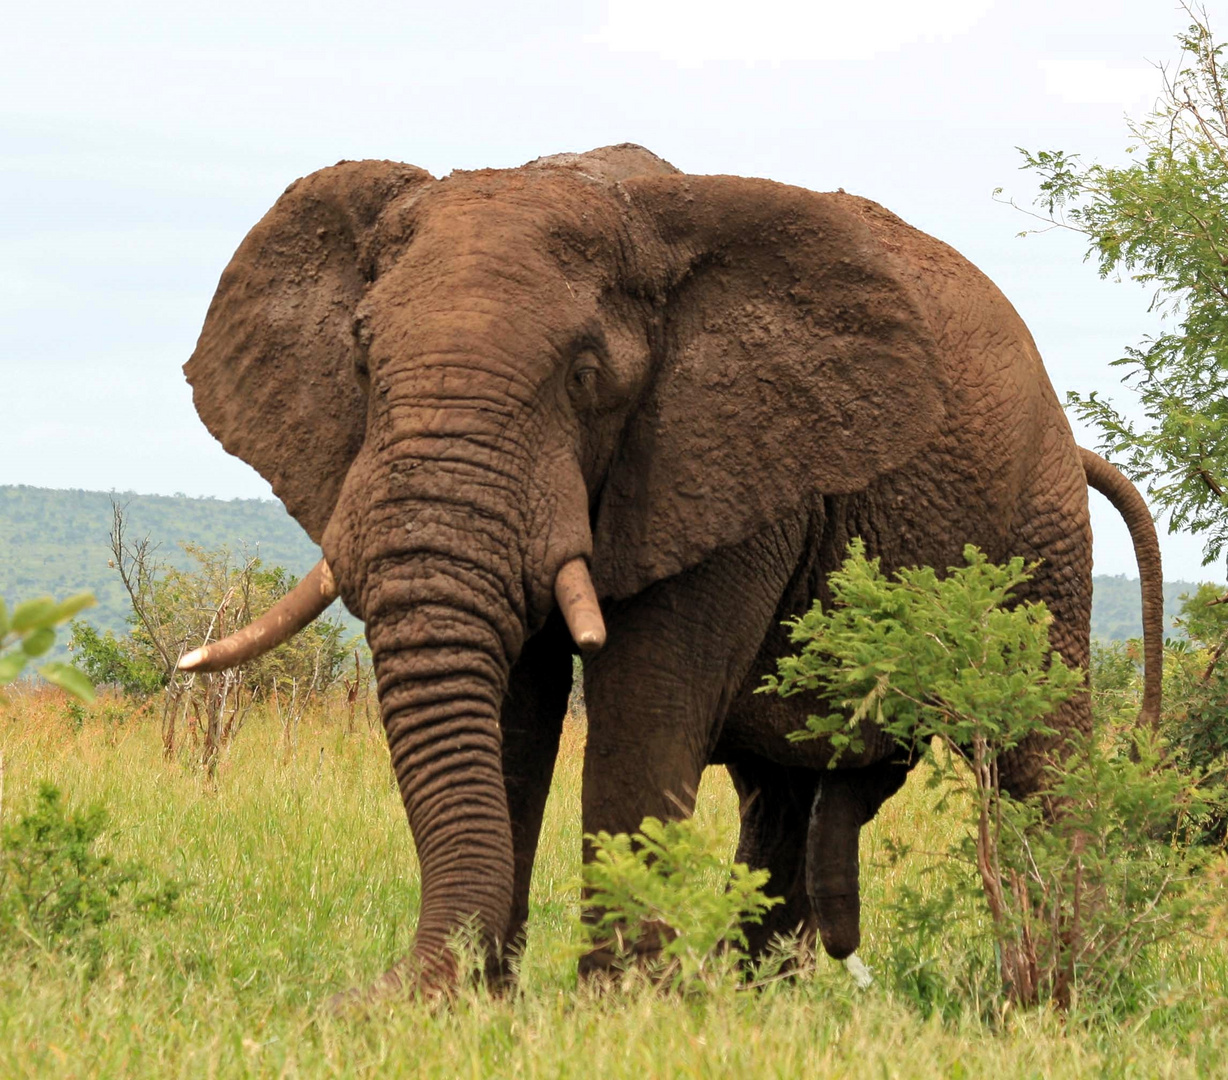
[11,596,57,633]
[0,596,8,638]
[0,651,27,683]
[38,661,97,703]
[21,627,57,657]
[45,592,96,624]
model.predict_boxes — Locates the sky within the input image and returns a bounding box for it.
[1,0,1220,580]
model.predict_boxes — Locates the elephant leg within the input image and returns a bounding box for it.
[727,755,819,958]
[497,616,573,980]
[806,757,911,960]
[579,525,808,972]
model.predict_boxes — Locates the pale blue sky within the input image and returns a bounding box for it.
[2,0,1217,579]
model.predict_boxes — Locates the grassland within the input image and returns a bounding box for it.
[0,688,1224,1078]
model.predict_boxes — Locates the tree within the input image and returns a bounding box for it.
[72,503,356,773]
[1011,4,1228,568]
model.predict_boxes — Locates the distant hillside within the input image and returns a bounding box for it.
[0,485,1216,649]
[1090,573,1216,641]
[0,486,356,652]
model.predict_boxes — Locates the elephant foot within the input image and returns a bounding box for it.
[323,957,453,1016]
[578,919,678,982]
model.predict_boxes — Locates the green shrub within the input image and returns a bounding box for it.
[581,815,781,988]
[68,620,164,698]
[765,541,1214,1012]
[0,593,96,705]
[0,783,180,960]
[1163,585,1228,843]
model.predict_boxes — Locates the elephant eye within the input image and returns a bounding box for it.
[568,355,600,409]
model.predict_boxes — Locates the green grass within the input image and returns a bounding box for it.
[0,689,1225,1078]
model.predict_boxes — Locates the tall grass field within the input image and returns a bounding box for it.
[0,686,1224,1078]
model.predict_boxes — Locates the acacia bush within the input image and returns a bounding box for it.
[765,541,1216,1012]
[0,783,180,973]
[71,541,352,700]
[1015,5,1228,568]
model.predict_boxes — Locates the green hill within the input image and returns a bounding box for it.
[0,485,357,653]
[0,484,1217,650]
[1089,573,1217,642]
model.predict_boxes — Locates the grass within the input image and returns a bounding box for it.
[0,686,1225,1078]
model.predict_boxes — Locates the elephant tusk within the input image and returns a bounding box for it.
[178,559,338,674]
[554,558,606,653]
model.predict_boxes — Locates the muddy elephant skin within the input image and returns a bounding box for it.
[184,144,1162,995]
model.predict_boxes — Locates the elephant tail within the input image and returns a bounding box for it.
[1080,447,1163,728]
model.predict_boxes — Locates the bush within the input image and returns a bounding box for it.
[581,815,781,989]
[765,541,1214,1012]
[0,593,96,705]
[0,783,180,962]
[71,540,353,699]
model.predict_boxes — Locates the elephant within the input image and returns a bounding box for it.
[179,143,1163,997]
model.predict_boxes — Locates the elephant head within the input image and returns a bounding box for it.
[182,144,946,990]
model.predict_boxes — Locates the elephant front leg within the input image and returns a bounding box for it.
[578,531,806,975]
[806,758,911,960]
[579,629,711,975]
[498,617,573,983]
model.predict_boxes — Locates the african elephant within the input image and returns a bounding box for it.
[180,144,1163,996]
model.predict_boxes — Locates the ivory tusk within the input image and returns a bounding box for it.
[554,557,606,653]
[178,560,338,673]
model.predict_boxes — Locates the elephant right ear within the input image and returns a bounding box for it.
[184,160,431,543]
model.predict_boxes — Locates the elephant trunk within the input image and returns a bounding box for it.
[343,428,593,992]
[366,577,515,987]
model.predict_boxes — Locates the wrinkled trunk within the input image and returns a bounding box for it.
[369,596,515,985]
[349,450,532,988]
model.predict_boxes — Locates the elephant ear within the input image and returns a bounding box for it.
[184,159,431,543]
[591,175,947,599]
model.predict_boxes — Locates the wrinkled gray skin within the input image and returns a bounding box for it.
[185,144,1150,996]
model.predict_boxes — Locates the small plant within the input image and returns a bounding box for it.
[766,541,1213,1012]
[0,593,96,706]
[0,783,180,957]
[581,815,781,988]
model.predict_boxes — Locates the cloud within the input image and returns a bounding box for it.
[592,0,995,66]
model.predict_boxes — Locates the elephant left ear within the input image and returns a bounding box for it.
[591,174,948,600]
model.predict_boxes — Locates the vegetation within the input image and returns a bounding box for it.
[0,783,180,967]
[0,592,96,705]
[1014,4,1228,570]
[60,504,362,779]
[0,485,360,654]
[766,542,1216,1012]
[0,684,1223,1076]
[582,815,779,988]
[1090,572,1206,640]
